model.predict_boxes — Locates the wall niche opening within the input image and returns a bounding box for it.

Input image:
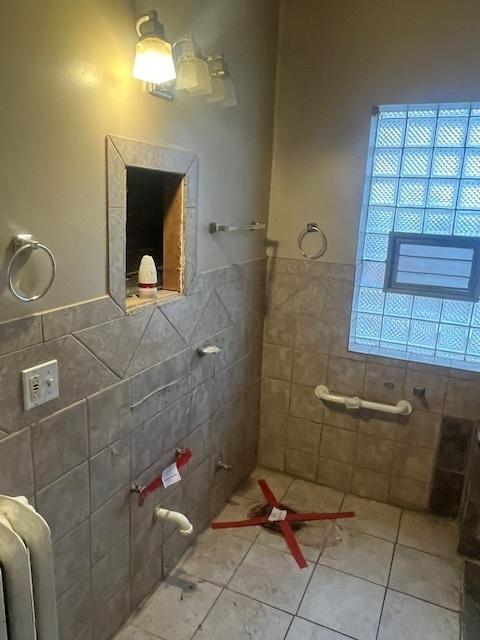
[126,166,184,302]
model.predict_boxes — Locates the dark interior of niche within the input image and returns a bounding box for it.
[126,166,184,295]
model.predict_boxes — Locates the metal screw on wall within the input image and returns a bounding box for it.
[216,459,232,473]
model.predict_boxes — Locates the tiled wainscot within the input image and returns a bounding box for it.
[0,258,265,640]
[260,256,480,514]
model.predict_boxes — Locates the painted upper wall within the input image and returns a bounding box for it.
[268,0,480,263]
[0,0,278,321]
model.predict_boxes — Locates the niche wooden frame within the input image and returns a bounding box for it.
[106,135,198,311]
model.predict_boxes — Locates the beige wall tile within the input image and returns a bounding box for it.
[327,357,365,396]
[260,411,288,445]
[359,414,401,440]
[352,467,390,502]
[395,410,441,449]
[364,363,406,404]
[285,448,318,481]
[258,439,285,472]
[407,361,450,376]
[290,383,324,423]
[266,272,304,314]
[325,278,354,314]
[317,457,353,493]
[444,378,480,421]
[262,344,293,381]
[292,350,328,386]
[261,378,290,414]
[287,416,322,453]
[368,353,408,369]
[264,312,295,347]
[324,405,359,432]
[389,477,430,510]
[294,314,330,353]
[329,312,364,361]
[393,442,435,484]
[320,424,357,463]
[355,434,396,474]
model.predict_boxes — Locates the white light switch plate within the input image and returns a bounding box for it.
[22,360,59,410]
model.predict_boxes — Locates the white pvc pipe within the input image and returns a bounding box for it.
[154,507,194,536]
[314,384,412,416]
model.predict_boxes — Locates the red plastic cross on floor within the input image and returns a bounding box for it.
[211,479,356,569]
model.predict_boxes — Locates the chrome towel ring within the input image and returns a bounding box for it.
[7,234,56,302]
[297,222,327,259]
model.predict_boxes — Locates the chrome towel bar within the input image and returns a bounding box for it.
[314,384,412,416]
[209,221,266,233]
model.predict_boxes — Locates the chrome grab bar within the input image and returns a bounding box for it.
[314,384,412,416]
[209,221,266,233]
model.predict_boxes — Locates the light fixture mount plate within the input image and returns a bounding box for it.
[147,82,174,100]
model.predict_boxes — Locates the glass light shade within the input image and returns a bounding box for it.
[207,76,237,107]
[133,37,176,84]
[175,57,212,95]
[219,77,237,107]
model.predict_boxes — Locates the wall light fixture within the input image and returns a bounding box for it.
[132,11,176,85]
[133,13,236,107]
[207,55,237,107]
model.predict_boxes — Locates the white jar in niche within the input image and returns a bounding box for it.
[138,255,158,299]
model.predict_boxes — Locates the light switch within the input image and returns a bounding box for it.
[22,360,59,410]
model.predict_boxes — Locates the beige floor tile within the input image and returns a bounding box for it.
[286,617,350,639]
[237,467,293,502]
[397,510,459,558]
[132,571,221,640]
[229,542,314,613]
[213,495,262,542]
[294,520,334,554]
[298,565,385,640]
[319,527,394,586]
[282,479,344,512]
[341,494,401,541]
[255,527,321,562]
[389,545,461,610]
[378,590,460,640]
[178,530,251,586]
[114,626,159,640]
[192,589,292,639]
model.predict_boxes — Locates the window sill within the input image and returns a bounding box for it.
[126,289,183,313]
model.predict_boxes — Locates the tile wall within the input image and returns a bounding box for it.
[260,256,480,511]
[0,257,265,640]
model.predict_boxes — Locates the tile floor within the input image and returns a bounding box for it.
[114,468,463,640]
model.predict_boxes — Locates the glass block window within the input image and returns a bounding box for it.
[350,102,480,371]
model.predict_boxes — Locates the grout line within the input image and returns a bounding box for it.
[68,334,122,381]
[386,586,461,615]
[224,529,257,588]
[190,584,225,638]
[293,615,360,640]
[394,540,464,563]
[224,583,303,619]
[374,508,403,640]
[130,621,168,639]
[282,615,295,640]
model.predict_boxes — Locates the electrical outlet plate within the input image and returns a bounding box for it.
[21,360,59,411]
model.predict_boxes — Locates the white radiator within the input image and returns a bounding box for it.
[0,496,58,640]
